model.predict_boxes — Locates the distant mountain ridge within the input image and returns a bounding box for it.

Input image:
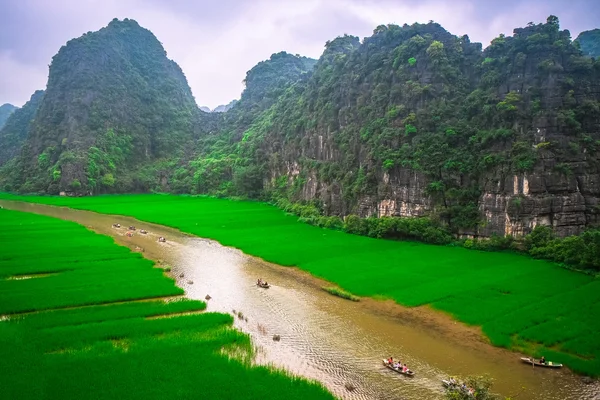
[576,28,600,57]
[212,100,238,113]
[199,100,239,113]
[0,91,44,167]
[0,104,17,130]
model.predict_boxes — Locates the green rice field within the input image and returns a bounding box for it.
[1,193,600,376]
[0,207,334,399]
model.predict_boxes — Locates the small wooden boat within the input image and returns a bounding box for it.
[112,223,121,228]
[382,360,415,376]
[520,357,563,368]
[158,237,167,243]
[139,229,148,234]
[129,226,136,231]
[257,282,270,288]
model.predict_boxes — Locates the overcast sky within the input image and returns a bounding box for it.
[1,0,598,109]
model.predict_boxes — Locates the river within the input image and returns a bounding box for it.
[1,200,598,400]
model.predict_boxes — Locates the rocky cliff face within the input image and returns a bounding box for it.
[12,18,198,194]
[472,21,600,237]
[254,18,600,237]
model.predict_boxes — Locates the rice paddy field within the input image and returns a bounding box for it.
[1,194,600,377]
[0,207,335,400]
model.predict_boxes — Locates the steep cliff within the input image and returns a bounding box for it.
[0,91,44,167]
[11,18,198,194]
[0,104,17,130]
[241,17,600,237]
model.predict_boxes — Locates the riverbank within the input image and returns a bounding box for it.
[1,193,599,377]
[0,207,334,399]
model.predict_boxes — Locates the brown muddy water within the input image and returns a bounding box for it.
[1,200,599,400]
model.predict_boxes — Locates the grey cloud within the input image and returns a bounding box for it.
[143,0,252,26]
[285,4,374,46]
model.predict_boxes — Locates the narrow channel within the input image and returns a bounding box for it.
[1,200,597,400]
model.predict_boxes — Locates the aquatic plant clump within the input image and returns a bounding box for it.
[1,193,600,376]
[323,287,360,302]
[0,208,335,400]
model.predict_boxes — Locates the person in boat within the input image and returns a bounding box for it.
[393,361,401,369]
[257,278,262,285]
[387,357,393,365]
[402,364,408,372]
[263,281,268,286]
[540,356,546,364]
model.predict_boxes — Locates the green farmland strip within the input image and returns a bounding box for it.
[18,299,207,329]
[0,208,334,400]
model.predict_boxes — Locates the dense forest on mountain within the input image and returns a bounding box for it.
[177,17,600,238]
[0,16,599,267]
[0,18,201,195]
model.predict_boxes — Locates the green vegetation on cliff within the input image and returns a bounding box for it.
[0,207,334,399]
[3,193,600,376]
[248,17,599,235]
[166,51,317,197]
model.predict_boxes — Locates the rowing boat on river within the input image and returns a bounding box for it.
[257,282,270,288]
[382,359,415,376]
[520,357,563,368]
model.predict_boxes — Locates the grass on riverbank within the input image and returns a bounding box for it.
[2,193,600,376]
[323,287,360,301]
[0,208,335,400]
